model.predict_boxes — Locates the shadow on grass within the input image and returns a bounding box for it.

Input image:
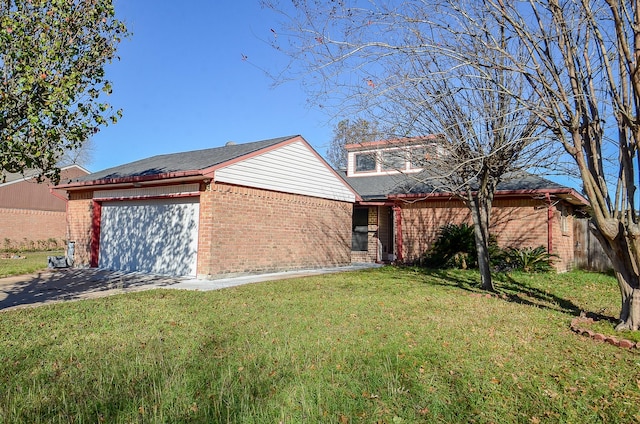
[411,267,616,322]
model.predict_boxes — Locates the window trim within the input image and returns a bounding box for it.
[354,152,377,173]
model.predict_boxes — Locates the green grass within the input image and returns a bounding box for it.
[0,250,64,278]
[0,267,638,423]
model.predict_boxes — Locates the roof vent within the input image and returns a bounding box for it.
[225,141,236,146]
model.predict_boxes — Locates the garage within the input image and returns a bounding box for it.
[61,136,358,278]
[98,197,200,276]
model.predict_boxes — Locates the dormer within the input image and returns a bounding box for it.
[344,135,443,177]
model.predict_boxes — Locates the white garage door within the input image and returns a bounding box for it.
[99,197,200,276]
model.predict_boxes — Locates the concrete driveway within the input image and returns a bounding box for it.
[0,264,381,311]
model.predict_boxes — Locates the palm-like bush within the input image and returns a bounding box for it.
[421,223,478,269]
[495,246,557,273]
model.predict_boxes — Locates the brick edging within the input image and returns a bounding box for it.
[468,293,639,350]
[569,317,639,350]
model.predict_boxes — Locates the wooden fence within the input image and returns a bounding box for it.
[573,218,612,272]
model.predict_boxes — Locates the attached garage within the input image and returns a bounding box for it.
[98,197,200,276]
[60,135,359,278]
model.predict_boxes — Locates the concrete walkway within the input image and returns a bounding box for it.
[0,263,382,311]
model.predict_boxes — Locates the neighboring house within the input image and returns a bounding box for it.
[0,165,89,249]
[341,137,589,272]
[58,136,358,278]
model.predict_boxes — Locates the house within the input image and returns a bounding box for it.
[341,137,589,272]
[0,165,89,250]
[59,134,588,278]
[58,136,358,278]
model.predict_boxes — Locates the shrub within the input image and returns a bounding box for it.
[421,223,476,269]
[421,223,500,270]
[494,246,556,273]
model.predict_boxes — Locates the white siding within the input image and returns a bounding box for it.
[215,141,356,202]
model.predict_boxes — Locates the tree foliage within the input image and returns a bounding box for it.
[0,0,128,183]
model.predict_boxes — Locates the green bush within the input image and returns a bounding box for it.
[494,246,557,273]
[421,224,555,273]
[421,223,500,269]
[421,223,476,269]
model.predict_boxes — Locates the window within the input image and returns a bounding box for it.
[409,147,427,168]
[352,208,369,251]
[410,144,444,168]
[560,204,570,235]
[355,153,376,172]
[381,150,406,171]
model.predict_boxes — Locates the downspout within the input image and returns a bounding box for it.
[376,206,380,263]
[90,200,102,268]
[393,204,404,262]
[546,192,553,254]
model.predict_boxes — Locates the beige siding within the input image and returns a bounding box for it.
[93,184,200,199]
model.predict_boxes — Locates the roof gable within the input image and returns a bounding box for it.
[60,136,358,203]
[216,139,356,202]
[0,164,89,188]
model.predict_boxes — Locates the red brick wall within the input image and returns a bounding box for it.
[66,191,94,267]
[0,207,66,248]
[198,182,352,277]
[398,197,574,271]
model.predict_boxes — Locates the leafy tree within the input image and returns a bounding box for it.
[0,0,128,183]
[327,118,379,169]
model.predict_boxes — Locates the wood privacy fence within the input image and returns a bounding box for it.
[573,218,612,272]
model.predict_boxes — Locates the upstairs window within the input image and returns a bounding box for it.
[381,150,406,171]
[410,145,439,168]
[355,153,376,172]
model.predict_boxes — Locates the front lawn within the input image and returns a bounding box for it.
[0,267,638,423]
[0,250,64,278]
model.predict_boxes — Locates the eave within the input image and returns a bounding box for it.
[382,187,589,206]
[57,171,211,191]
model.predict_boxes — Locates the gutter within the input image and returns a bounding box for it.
[56,170,210,190]
[387,187,588,206]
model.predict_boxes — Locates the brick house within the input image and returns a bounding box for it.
[58,136,358,278]
[59,135,588,277]
[0,165,89,249]
[341,138,588,272]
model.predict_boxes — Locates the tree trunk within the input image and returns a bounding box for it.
[591,221,640,330]
[468,193,494,291]
[475,231,494,291]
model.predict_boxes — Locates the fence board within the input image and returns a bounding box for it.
[573,219,612,272]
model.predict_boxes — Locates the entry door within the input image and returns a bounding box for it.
[99,197,200,276]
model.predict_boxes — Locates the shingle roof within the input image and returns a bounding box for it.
[72,135,298,183]
[341,170,568,201]
[2,165,88,186]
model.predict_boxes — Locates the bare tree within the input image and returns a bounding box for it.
[327,118,379,169]
[57,138,95,169]
[263,0,556,290]
[457,0,640,330]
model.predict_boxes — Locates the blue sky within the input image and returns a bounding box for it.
[89,1,333,172]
